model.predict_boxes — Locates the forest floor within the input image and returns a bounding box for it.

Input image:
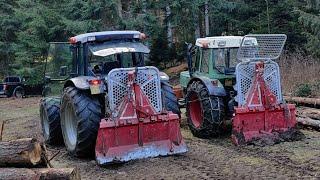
[1,97,320,179]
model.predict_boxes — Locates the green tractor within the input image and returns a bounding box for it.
[180,36,243,138]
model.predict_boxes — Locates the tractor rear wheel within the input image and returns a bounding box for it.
[186,81,225,138]
[60,87,102,157]
[161,81,181,117]
[40,97,63,144]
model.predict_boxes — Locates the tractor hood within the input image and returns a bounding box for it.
[89,42,150,57]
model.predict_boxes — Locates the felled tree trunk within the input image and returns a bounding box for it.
[0,168,80,180]
[297,117,320,130]
[284,96,320,108]
[0,138,46,167]
[297,107,320,120]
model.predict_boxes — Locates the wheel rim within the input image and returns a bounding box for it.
[40,106,49,139]
[15,90,23,98]
[64,102,77,150]
[189,92,203,128]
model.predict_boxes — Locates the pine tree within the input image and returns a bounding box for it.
[298,0,320,57]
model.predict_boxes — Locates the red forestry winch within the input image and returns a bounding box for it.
[231,61,297,145]
[95,67,187,164]
[231,34,299,145]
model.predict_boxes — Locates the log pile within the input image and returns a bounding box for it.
[296,106,320,130]
[0,135,80,179]
[284,96,320,108]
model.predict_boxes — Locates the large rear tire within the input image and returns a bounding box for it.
[186,81,225,138]
[161,81,181,117]
[40,97,63,144]
[60,87,102,157]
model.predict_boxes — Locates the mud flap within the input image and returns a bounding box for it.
[95,114,187,165]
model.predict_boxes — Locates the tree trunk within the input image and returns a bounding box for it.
[284,96,320,108]
[204,0,210,36]
[34,168,80,180]
[0,138,46,167]
[117,0,123,19]
[297,117,320,130]
[166,5,173,47]
[297,107,320,120]
[194,12,200,39]
[0,168,80,180]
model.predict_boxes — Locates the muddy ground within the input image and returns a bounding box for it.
[1,97,320,179]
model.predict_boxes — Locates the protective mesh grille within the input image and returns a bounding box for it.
[237,34,287,61]
[107,66,162,114]
[236,61,282,106]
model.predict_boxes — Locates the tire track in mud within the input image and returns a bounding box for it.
[201,133,320,178]
[183,138,296,179]
[49,128,320,179]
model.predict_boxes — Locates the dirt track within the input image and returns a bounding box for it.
[1,97,320,179]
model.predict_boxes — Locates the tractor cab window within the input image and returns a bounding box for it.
[46,43,73,79]
[213,48,238,74]
[88,41,149,76]
[88,52,144,75]
[193,47,201,72]
[200,49,210,73]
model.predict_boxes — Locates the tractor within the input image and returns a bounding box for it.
[40,31,187,165]
[180,34,300,145]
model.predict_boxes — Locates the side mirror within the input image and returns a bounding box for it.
[59,66,67,76]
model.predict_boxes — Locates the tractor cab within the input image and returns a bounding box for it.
[180,36,243,90]
[44,31,151,95]
[69,31,149,78]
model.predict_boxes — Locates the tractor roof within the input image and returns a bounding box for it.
[69,31,143,44]
[196,36,243,49]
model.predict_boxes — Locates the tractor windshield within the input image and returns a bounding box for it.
[88,41,150,75]
[213,48,238,74]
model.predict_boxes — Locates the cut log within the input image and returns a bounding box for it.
[0,138,46,167]
[297,117,320,130]
[34,168,81,180]
[297,107,320,120]
[284,96,320,108]
[0,168,81,180]
[0,168,39,180]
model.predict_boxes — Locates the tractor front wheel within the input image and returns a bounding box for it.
[60,87,102,157]
[186,81,225,138]
[40,97,63,144]
[161,81,181,117]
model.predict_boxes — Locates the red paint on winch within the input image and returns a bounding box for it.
[95,71,187,165]
[232,62,297,145]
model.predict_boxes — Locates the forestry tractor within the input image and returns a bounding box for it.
[180,34,299,145]
[40,31,187,165]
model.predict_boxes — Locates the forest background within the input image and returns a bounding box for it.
[0,0,319,96]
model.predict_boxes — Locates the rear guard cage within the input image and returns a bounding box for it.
[235,61,283,106]
[107,66,163,117]
[235,34,287,106]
